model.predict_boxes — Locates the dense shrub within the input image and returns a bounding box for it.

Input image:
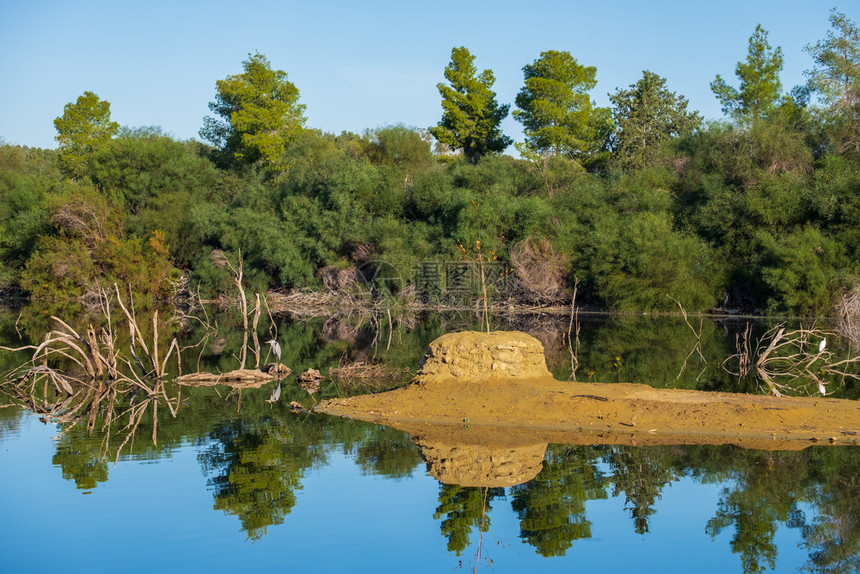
[590,211,724,312]
[2,98,859,315]
[18,183,176,301]
[757,226,846,316]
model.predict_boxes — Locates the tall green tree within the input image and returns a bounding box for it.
[429,47,512,163]
[200,52,306,168]
[805,9,860,155]
[513,50,611,160]
[609,70,701,169]
[806,10,860,110]
[91,128,221,266]
[711,25,784,123]
[53,91,119,179]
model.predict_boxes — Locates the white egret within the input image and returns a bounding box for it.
[818,380,827,396]
[265,339,281,362]
[819,338,827,353]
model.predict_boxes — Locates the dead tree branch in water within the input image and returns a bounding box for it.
[723,324,860,396]
[667,295,707,383]
[566,277,580,381]
[0,287,185,462]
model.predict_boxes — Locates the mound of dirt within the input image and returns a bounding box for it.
[416,330,551,381]
[316,331,860,456]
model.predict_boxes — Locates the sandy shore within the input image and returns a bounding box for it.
[316,331,860,452]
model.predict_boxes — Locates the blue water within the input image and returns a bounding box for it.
[1,309,856,573]
[0,412,825,574]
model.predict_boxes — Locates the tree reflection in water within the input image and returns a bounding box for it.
[199,419,322,540]
[434,485,504,556]
[510,445,607,557]
[424,444,860,573]
[606,445,677,534]
[799,449,860,574]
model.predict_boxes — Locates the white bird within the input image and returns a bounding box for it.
[819,338,827,353]
[818,380,827,396]
[265,339,281,362]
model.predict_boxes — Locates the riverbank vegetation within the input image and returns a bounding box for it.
[1,10,859,317]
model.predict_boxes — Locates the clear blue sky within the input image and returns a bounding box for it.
[1,0,857,151]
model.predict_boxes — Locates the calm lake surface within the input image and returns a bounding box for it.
[1,305,858,573]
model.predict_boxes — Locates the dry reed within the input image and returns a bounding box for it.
[834,284,860,348]
[328,356,411,391]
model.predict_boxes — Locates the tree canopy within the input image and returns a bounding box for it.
[200,52,306,168]
[711,25,784,123]
[513,50,611,161]
[805,9,860,155]
[806,9,860,110]
[429,47,512,163]
[4,17,860,318]
[53,91,119,179]
[609,70,702,170]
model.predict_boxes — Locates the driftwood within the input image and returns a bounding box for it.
[835,283,860,347]
[298,368,323,395]
[263,363,292,376]
[174,369,275,388]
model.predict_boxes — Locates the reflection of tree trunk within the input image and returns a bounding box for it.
[251,294,261,369]
[474,487,488,574]
[567,278,580,380]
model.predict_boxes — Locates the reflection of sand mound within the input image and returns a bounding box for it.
[411,429,545,487]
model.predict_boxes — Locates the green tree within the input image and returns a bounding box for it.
[757,225,844,316]
[430,47,512,163]
[609,70,701,169]
[53,91,119,179]
[361,125,434,180]
[200,52,306,168]
[513,50,611,161]
[806,10,860,111]
[805,9,860,155]
[18,182,176,301]
[0,146,58,280]
[590,210,723,312]
[91,128,220,266]
[711,25,784,123]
